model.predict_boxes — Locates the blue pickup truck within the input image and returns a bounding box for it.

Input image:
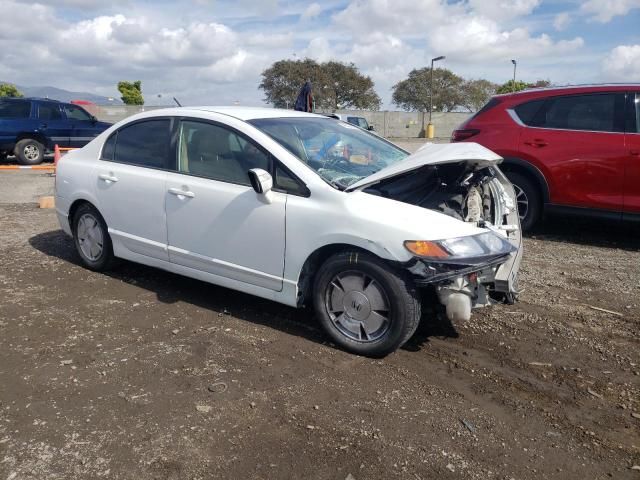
[0,97,112,165]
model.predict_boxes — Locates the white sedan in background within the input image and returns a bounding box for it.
[55,107,522,357]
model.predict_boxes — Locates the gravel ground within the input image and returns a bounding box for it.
[0,171,639,479]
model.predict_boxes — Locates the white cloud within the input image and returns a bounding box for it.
[603,44,640,80]
[468,0,541,21]
[580,0,640,22]
[553,12,571,31]
[429,16,583,63]
[301,3,322,20]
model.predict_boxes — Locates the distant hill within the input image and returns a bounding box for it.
[1,82,123,105]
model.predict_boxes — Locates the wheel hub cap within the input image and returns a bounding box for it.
[325,271,391,343]
[77,213,104,261]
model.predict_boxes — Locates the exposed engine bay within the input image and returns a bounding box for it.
[364,161,522,322]
[363,161,515,229]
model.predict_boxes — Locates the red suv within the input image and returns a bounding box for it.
[452,85,640,230]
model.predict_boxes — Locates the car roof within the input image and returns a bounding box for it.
[187,106,324,121]
[495,83,640,100]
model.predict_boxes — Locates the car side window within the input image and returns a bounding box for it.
[112,119,170,169]
[38,104,62,120]
[274,163,309,196]
[64,105,92,122]
[177,120,270,185]
[0,101,31,118]
[540,94,622,132]
[101,132,116,161]
[513,99,545,126]
[633,93,640,133]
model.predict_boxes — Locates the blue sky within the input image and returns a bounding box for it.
[1,0,639,108]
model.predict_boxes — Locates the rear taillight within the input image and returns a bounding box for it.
[451,129,480,142]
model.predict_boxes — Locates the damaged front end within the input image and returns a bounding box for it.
[363,155,523,322]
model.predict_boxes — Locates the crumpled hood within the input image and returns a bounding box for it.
[345,142,502,192]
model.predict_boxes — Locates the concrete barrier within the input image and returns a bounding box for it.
[94,105,473,139]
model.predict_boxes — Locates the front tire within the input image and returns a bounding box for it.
[72,203,115,271]
[15,138,44,165]
[313,251,421,357]
[505,171,541,232]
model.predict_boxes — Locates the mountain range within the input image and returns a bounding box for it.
[1,82,122,104]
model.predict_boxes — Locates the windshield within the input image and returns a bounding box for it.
[249,117,408,189]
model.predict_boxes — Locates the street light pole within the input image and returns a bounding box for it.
[511,59,517,92]
[427,55,445,139]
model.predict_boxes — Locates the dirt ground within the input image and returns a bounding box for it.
[0,171,639,480]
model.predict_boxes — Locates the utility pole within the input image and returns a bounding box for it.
[427,55,445,139]
[511,59,517,92]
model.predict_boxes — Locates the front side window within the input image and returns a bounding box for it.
[540,94,622,132]
[38,103,62,120]
[177,120,270,185]
[112,119,170,169]
[0,101,31,119]
[249,117,407,189]
[64,105,92,121]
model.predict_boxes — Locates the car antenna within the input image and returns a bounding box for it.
[173,97,182,107]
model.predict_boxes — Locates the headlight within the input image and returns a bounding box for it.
[404,232,513,260]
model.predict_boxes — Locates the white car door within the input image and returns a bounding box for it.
[165,119,287,291]
[93,118,171,261]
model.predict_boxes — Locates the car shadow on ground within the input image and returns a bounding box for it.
[530,216,640,252]
[29,229,457,354]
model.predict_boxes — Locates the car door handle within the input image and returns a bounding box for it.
[98,173,118,183]
[524,139,547,148]
[168,187,195,198]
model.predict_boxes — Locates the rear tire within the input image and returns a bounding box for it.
[15,138,44,165]
[505,171,541,232]
[313,251,421,357]
[72,203,115,271]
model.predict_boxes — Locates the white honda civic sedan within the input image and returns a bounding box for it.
[55,107,522,357]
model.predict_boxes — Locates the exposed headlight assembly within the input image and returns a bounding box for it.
[404,232,514,261]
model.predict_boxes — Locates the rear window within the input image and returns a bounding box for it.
[469,97,500,121]
[0,101,30,119]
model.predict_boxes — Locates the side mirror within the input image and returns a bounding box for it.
[248,168,273,195]
[367,125,375,131]
[90,115,98,123]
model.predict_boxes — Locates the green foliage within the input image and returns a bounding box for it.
[259,59,381,111]
[117,80,144,105]
[391,68,465,113]
[0,83,23,98]
[496,80,530,94]
[460,79,498,112]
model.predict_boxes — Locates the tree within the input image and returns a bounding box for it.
[391,67,464,113]
[117,80,144,105]
[496,80,530,94]
[460,79,498,112]
[259,59,381,111]
[0,83,23,98]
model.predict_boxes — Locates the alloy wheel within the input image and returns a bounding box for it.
[23,144,40,161]
[513,184,529,222]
